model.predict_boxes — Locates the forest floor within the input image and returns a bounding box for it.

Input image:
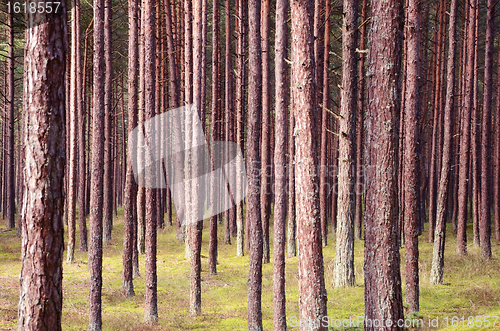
[1,210,500,330]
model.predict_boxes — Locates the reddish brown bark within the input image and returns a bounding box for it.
[122,0,139,298]
[18,7,67,330]
[479,0,494,259]
[273,0,288,328]
[67,1,79,264]
[247,0,264,328]
[291,0,328,328]
[103,0,113,243]
[89,0,106,326]
[6,11,15,231]
[144,0,158,324]
[209,0,220,274]
[224,0,233,245]
[494,14,500,243]
[334,0,358,288]
[260,0,271,265]
[403,0,422,309]
[354,0,367,240]
[457,0,477,256]
[364,0,404,328]
[319,0,330,248]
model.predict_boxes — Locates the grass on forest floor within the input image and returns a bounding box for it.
[1,210,500,330]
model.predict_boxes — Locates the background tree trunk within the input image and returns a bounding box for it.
[333,0,358,288]
[246,0,264,329]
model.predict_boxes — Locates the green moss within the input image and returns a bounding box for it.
[1,215,500,330]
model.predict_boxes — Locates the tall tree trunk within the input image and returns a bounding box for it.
[67,0,80,264]
[143,0,158,323]
[18,6,67,330]
[89,0,106,326]
[209,0,221,274]
[123,0,139,298]
[224,0,234,246]
[403,0,422,310]
[319,0,330,248]
[354,0,368,240]
[457,0,477,256]
[78,3,88,253]
[479,0,494,259]
[260,0,271,265]
[287,108,296,258]
[431,0,458,283]
[494,11,500,242]
[273,0,288,328]
[291,0,328,328]
[333,0,358,288]
[103,0,114,243]
[6,11,15,230]
[235,0,247,257]
[364,0,405,328]
[247,0,264,328]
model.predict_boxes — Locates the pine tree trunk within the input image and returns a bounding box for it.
[354,0,367,240]
[6,11,15,231]
[235,0,247,258]
[287,107,296,258]
[143,0,158,323]
[457,0,477,256]
[18,7,67,330]
[333,0,358,288]
[209,0,220,274]
[403,0,422,310]
[122,0,139,298]
[273,0,288,327]
[364,0,405,328]
[291,0,328,328]
[67,1,79,264]
[479,0,494,259]
[89,0,106,326]
[260,0,271,265]
[78,2,88,253]
[247,0,264,328]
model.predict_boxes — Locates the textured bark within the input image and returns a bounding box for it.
[457,0,477,256]
[260,0,271,265]
[143,0,158,324]
[103,0,113,243]
[291,0,328,328]
[479,0,494,259]
[403,0,422,310]
[354,0,367,240]
[122,0,139,298]
[67,1,80,264]
[6,12,15,230]
[209,0,220,274]
[247,0,264,329]
[89,0,106,326]
[273,0,288,328]
[471,9,480,249]
[364,0,404,329]
[427,0,446,243]
[137,4,146,254]
[224,0,233,246]
[18,6,67,330]
[319,0,330,248]
[494,12,500,242]
[334,0,358,288]
[235,0,247,257]
[287,107,296,258]
[78,3,88,253]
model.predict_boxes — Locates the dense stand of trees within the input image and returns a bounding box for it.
[2,0,500,329]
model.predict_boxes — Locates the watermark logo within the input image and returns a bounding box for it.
[129,104,247,227]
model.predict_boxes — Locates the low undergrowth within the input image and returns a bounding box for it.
[1,211,499,330]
